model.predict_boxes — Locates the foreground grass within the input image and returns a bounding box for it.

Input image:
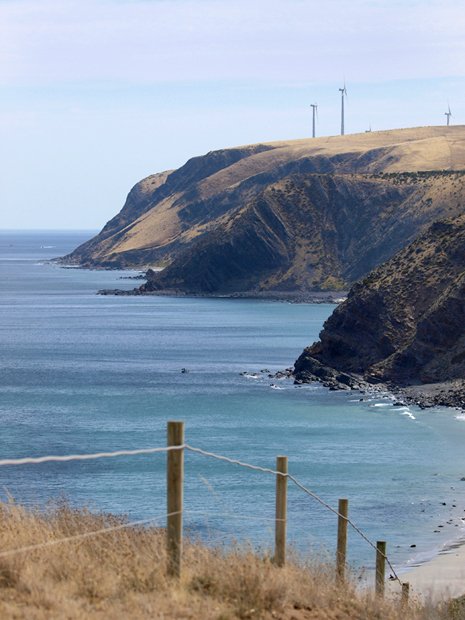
[0,502,461,619]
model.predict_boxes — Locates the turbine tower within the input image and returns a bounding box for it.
[445,104,452,126]
[310,103,318,138]
[339,83,347,135]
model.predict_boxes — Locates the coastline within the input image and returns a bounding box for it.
[97,286,348,304]
[55,259,347,304]
[390,537,465,602]
[8,232,465,613]
[294,358,465,411]
[394,381,465,412]
[58,261,465,410]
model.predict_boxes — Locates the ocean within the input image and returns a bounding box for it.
[1,230,465,574]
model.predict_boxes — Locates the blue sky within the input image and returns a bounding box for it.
[1,0,465,229]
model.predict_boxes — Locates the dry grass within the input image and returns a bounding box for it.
[0,501,460,619]
[98,125,465,260]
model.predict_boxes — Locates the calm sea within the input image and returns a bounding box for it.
[1,230,465,573]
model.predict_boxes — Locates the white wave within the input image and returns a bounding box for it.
[400,411,416,420]
[455,413,465,421]
[371,403,391,407]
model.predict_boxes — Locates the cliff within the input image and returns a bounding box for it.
[61,126,465,294]
[294,215,465,396]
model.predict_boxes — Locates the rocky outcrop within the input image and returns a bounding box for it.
[61,126,465,294]
[294,215,465,394]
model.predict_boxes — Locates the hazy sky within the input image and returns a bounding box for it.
[2,0,465,229]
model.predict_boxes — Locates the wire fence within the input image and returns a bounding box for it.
[0,423,406,595]
[0,445,183,467]
[0,509,278,561]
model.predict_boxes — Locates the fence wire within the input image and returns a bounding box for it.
[0,445,184,467]
[0,441,403,585]
[184,444,403,585]
[0,510,181,559]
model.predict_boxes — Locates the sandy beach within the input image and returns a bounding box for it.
[390,540,465,603]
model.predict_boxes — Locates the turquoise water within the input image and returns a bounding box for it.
[1,231,465,573]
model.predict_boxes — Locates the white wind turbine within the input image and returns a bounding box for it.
[310,103,318,138]
[339,83,347,135]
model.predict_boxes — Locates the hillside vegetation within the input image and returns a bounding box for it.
[61,127,465,294]
[294,214,465,398]
[0,501,461,619]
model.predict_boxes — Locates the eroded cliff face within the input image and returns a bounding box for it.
[60,144,273,269]
[142,171,465,293]
[61,126,465,293]
[294,215,465,386]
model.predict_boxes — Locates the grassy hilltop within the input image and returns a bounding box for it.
[62,126,465,295]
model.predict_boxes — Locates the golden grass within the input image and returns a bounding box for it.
[100,126,465,261]
[0,501,460,619]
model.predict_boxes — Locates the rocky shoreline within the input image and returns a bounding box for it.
[292,215,465,412]
[102,284,464,410]
[98,287,347,304]
[395,380,465,411]
[293,354,465,411]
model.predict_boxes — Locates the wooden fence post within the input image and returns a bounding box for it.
[274,456,288,567]
[401,582,410,607]
[336,498,348,585]
[167,420,184,578]
[375,541,386,597]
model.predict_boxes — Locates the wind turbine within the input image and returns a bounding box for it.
[339,83,347,135]
[445,104,452,126]
[310,103,318,138]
